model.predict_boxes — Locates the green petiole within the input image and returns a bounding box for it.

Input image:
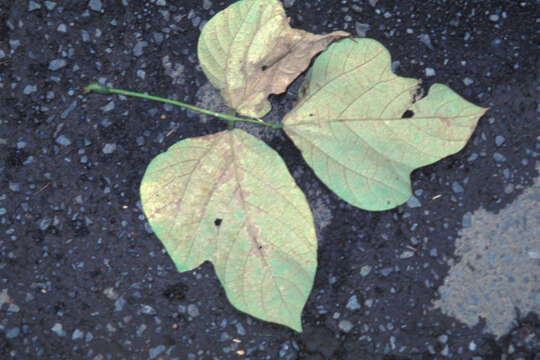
[84,83,282,129]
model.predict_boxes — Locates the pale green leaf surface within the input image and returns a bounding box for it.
[283,38,488,211]
[197,0,348,118]
[140,129,317,331]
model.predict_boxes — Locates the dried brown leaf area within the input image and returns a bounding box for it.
[197,0,349,118]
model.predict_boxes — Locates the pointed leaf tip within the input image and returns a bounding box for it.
[284,38,487,211]
[140,129,317,331]
[197,0,349,118]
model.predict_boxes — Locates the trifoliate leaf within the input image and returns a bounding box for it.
[197,0,348,118]
[283,38,488,211]
[140,129,317,332]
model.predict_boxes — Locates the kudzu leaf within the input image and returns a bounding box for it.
[140,129,317,332]
[197,0,348,118]
[283,38,488,211]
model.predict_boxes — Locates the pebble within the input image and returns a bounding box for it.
[61,100,78,119]
[81,30,90,42]
[235,322,246,336]
[493,152,506,162]
[504,183,514,194]
[360,265,372,277]
[462,212,472,227]
[9,40,20,50]
[0,50,5,59]
[149,345,166,359]
[72,329,84,340]
[467,153,478,162]
[400,251,414,259]
[153,32,163,43]
[51,323,66,337]
[489,14,499,22]
[101,101,115,112]
[9,182,19,192]
[187,304,199,317]
[438,334,448,343]
[425,67,436,77]
[392,60,400,72]
[406,195,422,208]
[24,85,37,95]
[202,0,212,10]
[419,34,434,49]
[283,0,295,8]
[338,320,353,333]
[495,136,505,146]
[346,295,361,311]
[39,218,52,231]
[133,41,148,57]
[85,332,93,342]
[452,181,464,193]
[380,267,393,276]
[441,344,450,356]
[355,22,370,37]
[49,59,67,71]
[463,77,474,86]
[89,0,102,12]
[56,135,71,146]
[102,143,116,154]
[141,305,156,315]
[45,1,57,10]
[114,297,126,312]
[103,287,118,300]
[6,328,19,339]
[28,1,41,11]
[469,341,476,351]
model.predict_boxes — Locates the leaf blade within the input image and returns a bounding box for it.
[140,129,317,331]
[284,38,488,211]
[197,0,348,117]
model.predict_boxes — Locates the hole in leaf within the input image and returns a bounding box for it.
[261,65,268,71]
[401,110,414,118]
[214,218,222,226]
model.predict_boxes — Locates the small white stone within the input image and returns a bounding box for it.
[400,251,414,259]
[187,304,199,317]
[346,295,361,311]
[425,67,436,77]
[338,320,354,333]
[102,143,116,154]
[51,323,66,337]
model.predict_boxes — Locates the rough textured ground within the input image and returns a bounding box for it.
[0,0,539,359]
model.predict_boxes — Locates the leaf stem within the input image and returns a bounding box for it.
[84,83,282,129]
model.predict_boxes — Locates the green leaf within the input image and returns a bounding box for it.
[283,38,488,211]
[140,129,317,331]
[197,0,348,118]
